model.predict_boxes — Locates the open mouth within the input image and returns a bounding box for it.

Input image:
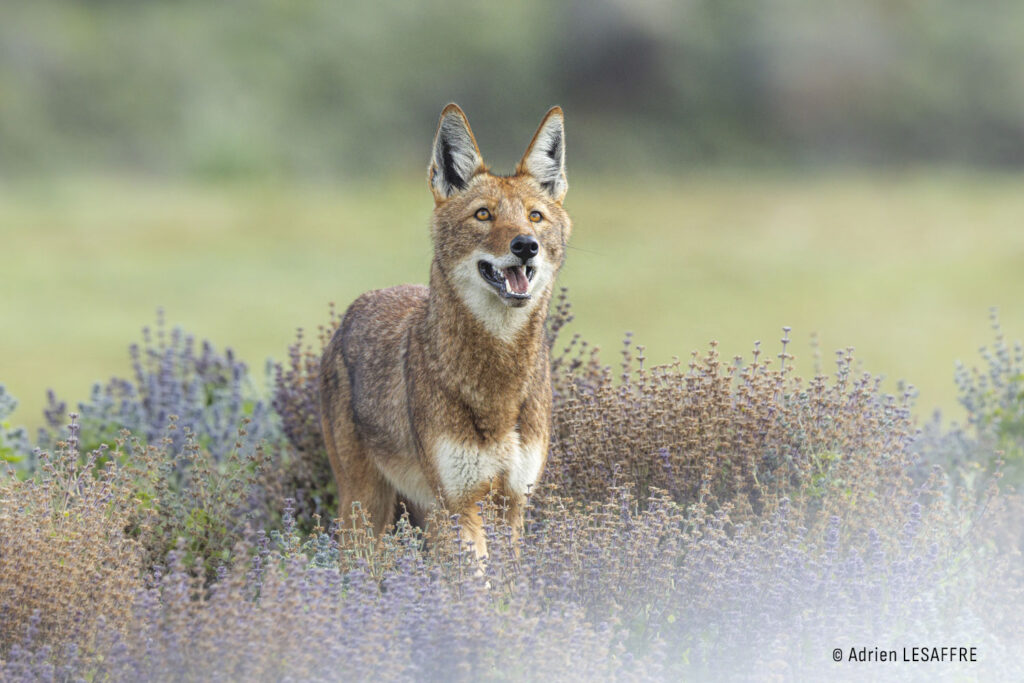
[478,261,537,300]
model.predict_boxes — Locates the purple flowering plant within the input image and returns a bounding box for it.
[1,293,1021,681]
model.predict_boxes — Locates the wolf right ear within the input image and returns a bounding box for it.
[429,104,485,202]
[517,106,567,203]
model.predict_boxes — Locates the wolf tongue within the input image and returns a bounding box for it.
[503,266,529,294]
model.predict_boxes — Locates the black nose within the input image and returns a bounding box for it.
[510,234,539,261]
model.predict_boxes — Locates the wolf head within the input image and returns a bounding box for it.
[427,104,572,339]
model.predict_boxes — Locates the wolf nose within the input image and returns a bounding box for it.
[510,234,539,261]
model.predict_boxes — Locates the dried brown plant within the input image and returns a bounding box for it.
[0,416,146,666]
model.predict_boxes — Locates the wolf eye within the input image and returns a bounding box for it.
[475,208,492,221]
[528,210,543,223]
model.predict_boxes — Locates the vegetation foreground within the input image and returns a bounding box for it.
[1,297,1022,681]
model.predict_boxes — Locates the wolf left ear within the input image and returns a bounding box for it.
[429,104,485,202]
[517,106,568,203]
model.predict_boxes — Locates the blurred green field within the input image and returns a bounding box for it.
[3,172,1024,432]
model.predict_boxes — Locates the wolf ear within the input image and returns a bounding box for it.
[429,104,485,202]
[517,106,567,203]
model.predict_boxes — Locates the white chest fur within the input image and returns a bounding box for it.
[507,441,545,496]
[435,432,545,499]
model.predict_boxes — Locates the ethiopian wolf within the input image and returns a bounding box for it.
[319,104,571,559]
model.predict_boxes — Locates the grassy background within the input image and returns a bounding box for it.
[4,171,1024,432]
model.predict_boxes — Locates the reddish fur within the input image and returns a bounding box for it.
[319,105,571,558]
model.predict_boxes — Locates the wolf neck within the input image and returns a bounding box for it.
[423,260,547,421]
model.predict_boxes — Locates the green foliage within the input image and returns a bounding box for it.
[802,450,844,501]
[955,310,1024,484]
[0,386,31,470]
[117,417,270,580]
[0,422,23,466]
